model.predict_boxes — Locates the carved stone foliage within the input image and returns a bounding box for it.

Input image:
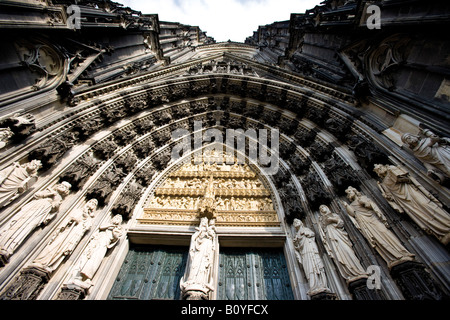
[308,141,334,163]
[134,164,157,186]
[325,116,353,142]
[114,128,137,146]
[279,141,297,159]
[72,118,104,141]
[134,117,154,134]
[278,182,305,224]
[294,128,317,148]
[59,153,100,191]
[279,117,299,135]
[85,165,126,206]
[133,138,156,159]
[346,134,389,175]
[322,155,359,195]
[152,150,171,170]
[301,172,331,210]
[100,107,127,125]
[92,139,118,161]
[288,153,311,176]
[115,152,138,174]
[305,106,329,127]
[28,131,79,169]
[111,181,144,219]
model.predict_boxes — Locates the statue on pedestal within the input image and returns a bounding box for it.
[318,205,368,283]
[0,181,71,264]
[292,218,332,297]
[374,164,450,245]
[343,186,415,269]
[180,217,217,299]
[30,199,98,273]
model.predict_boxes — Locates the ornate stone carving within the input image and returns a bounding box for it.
[111,182,143,219]
[301,172,332,210]
[0,159,42,208]
[346,134,389,174]
[0,113,36,142]
[0,128,14,149]
[180,217,217,300]
[65,214,123,291]
[343,186,415,269]
[59,153,100,191]
[292,218,333,297]
[401,128,450,183]
[0,182,71,265]
[85,165,125,206]
[374,164,450,245]
[322,155,360,194]
[318,205,368,283]
[93,139,119,160]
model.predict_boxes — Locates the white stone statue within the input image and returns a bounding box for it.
[68,214,123,289]
[402,129,450,182]
[318,205,368,283]
[374,164,450,245]
[180,217,217,298]
[292,218,331,296]
[0,181,71,261]
[30,199,98,273]
[0,128,13,149]
[343,186,415,269]
[0,159,42,208]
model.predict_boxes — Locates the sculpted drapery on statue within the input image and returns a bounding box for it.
[67,214,123,289]
[401,129,450,182]
[29,199,98,273]
[318,205,368,283]
[180,217,217,299]
[0,181,71,263]
[292,218,331,296]
[0,159,42,208]
[374,164,450,245]
[343,186,415,269]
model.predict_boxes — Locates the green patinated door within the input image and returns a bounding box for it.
[107,245,188,300]
[218,247,294,300]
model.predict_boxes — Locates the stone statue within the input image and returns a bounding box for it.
[374,164,450,245]
[343,186,415,269]
[29,199,98,273]
[180,217,217,299]
[292,218,331,296]
[0,159,42,208]
[0,181,71,262]
[402,129,450,182]
[0,128,13,149]
[318,205,368,283]
[68,214,123,289]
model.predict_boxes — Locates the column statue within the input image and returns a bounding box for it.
[0,181,71,262]
[374,164,450,245]
[180,217,217,299]
[343,186,415,269]
[29,199,98,273]
[0,159,42,208]
[318,205,368,283]
[401,129,450,182]
[292,218,331,296]
[68,214,123,289]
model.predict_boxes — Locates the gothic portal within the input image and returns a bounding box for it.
[0,0,449,301]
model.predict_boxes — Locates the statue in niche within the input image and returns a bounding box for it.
[0,159,42,208]
[401,129,450,183]
[343,186,415,269]
[292,218,331,296]
[180,217,217,299]
[318,205,368,283]
[0,181,71,261]
[29,199,98,273]
[68,214,123,289]
[374,164,450,245]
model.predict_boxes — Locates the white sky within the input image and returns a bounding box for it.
[117,0,322,42]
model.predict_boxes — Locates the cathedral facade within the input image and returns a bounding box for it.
[0,0,449,301]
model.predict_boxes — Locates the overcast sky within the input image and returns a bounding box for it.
[117,0,322,42]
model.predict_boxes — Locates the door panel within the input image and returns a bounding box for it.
[218,248,294,300]
[107,245,188,300]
